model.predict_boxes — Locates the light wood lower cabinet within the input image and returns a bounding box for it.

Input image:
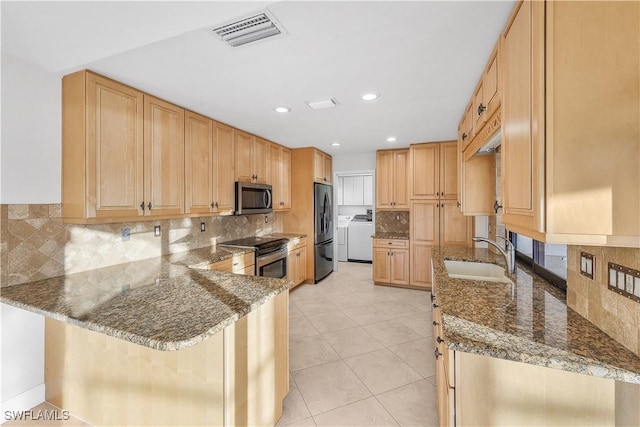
[209,252,255,275]
[287,237,308,287]
[45,291,289,427]
[373,239,409,287]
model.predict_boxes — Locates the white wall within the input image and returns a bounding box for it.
[332,151,376,172]
[1,52,61,203]
[0,53,60,417]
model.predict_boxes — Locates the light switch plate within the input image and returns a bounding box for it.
[200,222,206,232]
[121,227,130,242]
[608,262,640,303]
[154,225,161,237]
[580,252,594,279]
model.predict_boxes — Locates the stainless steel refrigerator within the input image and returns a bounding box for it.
[314,183,333,282]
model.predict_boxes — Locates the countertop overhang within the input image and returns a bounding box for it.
[432,246,640,384]
[1,244,292,351]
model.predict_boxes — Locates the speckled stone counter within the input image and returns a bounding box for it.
[267,232,307,239]
[168,245,255,268]
[0,246,291,351]
[372,232,410,240]
[432,246,640,384]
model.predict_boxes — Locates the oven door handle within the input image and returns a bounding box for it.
[257,247,287,267]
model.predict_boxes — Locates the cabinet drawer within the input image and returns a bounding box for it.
[287,236,307,252]
[373,238,409,249]
[209,252,255,273]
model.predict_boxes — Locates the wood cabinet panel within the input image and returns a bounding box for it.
[409,243,432,289]
[269,143,292,210]
[390,249,409,285]
[213,122,235,215]
[411,201,439,245]
[235,130,255,183]
[253,137,269,184]
[373,247,391,283]
[410,143,439,199]
[439,141,458,200]
[376,149,409,210]
[461,153,496,215]
[143,95,185,217]
[288,245,307,287]
[63,71,145,222]
[185,111,213,215]
[313,149,332,184]
[440,201,472,246]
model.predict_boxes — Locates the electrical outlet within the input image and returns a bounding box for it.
[396,214,400,221]
[264,215,269,224]
[579,252,594,279]
[121,227,130,242]
[200,222,206,232]
[154,225,161,237]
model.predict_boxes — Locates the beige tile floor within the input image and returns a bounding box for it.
[4,262,436,427]
[279,261,437,427]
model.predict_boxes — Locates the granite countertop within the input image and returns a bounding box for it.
[432,246,640,384]
[267,232,308,240]
[168,245,255,269]
[372,232,410,240]
[0,246,291,352]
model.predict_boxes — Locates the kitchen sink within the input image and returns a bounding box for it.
[444,260,513,284]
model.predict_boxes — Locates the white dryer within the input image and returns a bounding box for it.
[347,217,373,262]
[337,215,352,262]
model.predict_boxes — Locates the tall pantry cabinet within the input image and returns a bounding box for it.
[409,142,472,290]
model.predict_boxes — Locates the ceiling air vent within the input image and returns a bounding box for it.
[212,11,285,48]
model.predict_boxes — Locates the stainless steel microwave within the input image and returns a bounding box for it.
[235,182,273,215]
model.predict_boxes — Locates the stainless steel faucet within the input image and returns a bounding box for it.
[472,235,516,274]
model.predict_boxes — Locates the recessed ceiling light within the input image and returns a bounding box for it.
[387,136,397,142]
[361,93,379,101]
[274,106,291,113]
[331,142,341,146]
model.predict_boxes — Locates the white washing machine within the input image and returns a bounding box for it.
[337,215,352,262]
[347,218,373,262]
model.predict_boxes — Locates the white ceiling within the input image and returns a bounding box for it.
[1,1,515,156]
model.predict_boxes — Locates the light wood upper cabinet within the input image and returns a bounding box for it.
[409,141,458,201]
[313,149,333,184]
[459,103,474,152]
[63,71,145,223]
[472,45,501,132]
[235,131,268,184]
[143,95,185,217]
[376,149,409,210]
[269,143,291,211]
[185,111,214,215]
[499,0,640,246]
[185,112,235,216]
[213,122,235,215]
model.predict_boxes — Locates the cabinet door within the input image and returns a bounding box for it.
[376,151,394,209]
[253,137,269,184]
[280,147,292,209]
[390,249,409,285]
[393,150,409,209]
[143,95,185,216]
[410,243,432,289]
[296,247,307,284]
[314,150,328,183]
[501,0,543,234]
[411,201,439,245]
[185,111,213,215]
[269,143,282,208]
[213,122,235,215]
[483,45,500,119]
[287,249,298,284]
[342,176,354,205]
[410,144,439,199]
[441,201,471,246]
[323,153,332,184]
[235,130,254,182]
[472,81,485,130]
[373,248,391,283]
[460,102,474,151]
[462,152,496,215]
[353,176,365,205]
[363,175,373,206]
[439,141,458,200]
[85,73,144,219]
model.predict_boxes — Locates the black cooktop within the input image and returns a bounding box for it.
[219,236,289,250]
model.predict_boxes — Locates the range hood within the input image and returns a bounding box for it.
[475,130,501,156]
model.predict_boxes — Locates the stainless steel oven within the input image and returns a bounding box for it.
[256,245,288,279]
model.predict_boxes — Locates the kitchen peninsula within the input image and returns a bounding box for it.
[0,245,291,426]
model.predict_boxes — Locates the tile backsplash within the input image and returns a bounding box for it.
[567,245,640,356]
[0,204,282,287]
[375,211,409,235]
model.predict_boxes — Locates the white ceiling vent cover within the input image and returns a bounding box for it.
[212,11,285,48]
[306,98,340,110]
